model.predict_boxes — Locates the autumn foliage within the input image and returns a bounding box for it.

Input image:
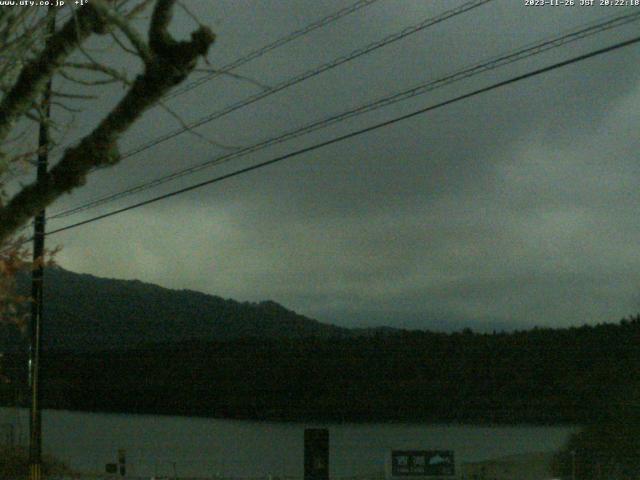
[0,239,30,330]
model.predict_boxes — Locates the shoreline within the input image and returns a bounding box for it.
[0,404,584,428]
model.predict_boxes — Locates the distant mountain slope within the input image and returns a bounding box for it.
[6,267,350,351]
[2,268,639,423]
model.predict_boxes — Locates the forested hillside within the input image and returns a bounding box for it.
[2,318,638,424]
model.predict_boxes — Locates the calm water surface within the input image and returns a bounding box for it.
[0,408,575,477]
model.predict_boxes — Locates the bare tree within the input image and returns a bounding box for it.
[0,0,215,324]
[0,0,215,245]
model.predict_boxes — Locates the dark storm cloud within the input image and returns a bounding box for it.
[46,0,640,331]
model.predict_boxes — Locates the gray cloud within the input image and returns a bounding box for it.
[42,0,640,332]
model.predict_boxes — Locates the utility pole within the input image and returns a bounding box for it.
[29,6,56,480]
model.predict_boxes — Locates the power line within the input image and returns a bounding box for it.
[50,9,640,219]
[12,0,378,102]
[117,0,494,160]
[48,9,640,221]
[163,0,382,101]
[49,0,497,218]
[43,34,640,238]
[2,0,378,235]
[39,0,381,159]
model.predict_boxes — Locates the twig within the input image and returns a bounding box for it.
[158,100,241,151]
[90,0,153,63]
[64,61,131,85]
[194,67,272,91]
[125,0,155,19]
[51,90,98,100]
[51,100,83,114]
[0,0,216,243]
[177,0,204,28]
[109,28,141,58]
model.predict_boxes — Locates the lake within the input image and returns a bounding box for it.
[0,408,575,478]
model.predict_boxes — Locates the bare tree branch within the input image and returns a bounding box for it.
[58,69,121,87]
[62,62,132,88]
[0,0,216,243]
[157,100,240,151]
[109,29,141,58]
[90,0,153,63]
[124,0,156,19]
[0,5,109,152]
[51,90,98,100]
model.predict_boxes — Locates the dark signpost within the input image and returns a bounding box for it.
[304,428,329,480]
[118,449,126,476]
[391,450,455,477]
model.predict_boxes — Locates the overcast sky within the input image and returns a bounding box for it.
[28,0,640,331]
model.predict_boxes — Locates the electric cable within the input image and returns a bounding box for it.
[41,34,640,238]
[117,0,494,160]
[163,0,383,101]
[48,9,640,221]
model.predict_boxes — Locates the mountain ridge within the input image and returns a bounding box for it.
[6,266,354,352]
[2,267,639,424]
